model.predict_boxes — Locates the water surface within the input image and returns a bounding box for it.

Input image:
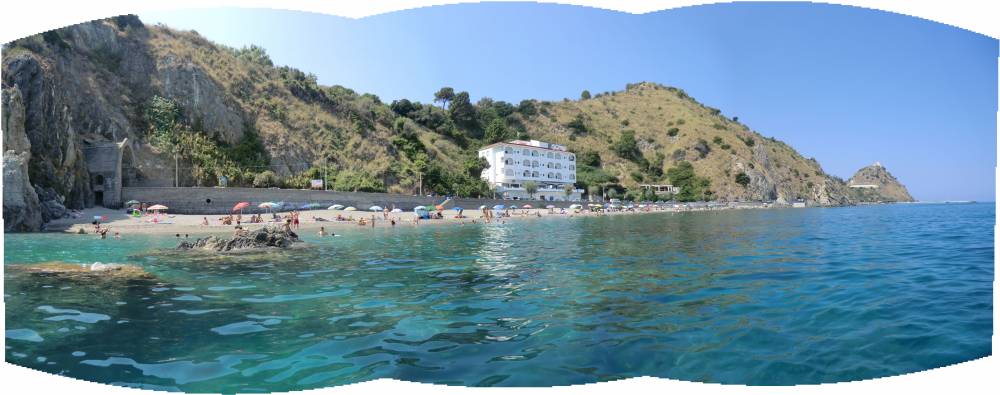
[4,203,994,391]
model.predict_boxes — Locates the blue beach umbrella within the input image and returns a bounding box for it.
[493,204,505,210]
[414,205,427,211]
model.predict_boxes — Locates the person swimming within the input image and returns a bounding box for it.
[318,227,327,236]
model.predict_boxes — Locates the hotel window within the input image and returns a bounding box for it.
[556,174,562,179]
[547,163,552,168]
[532,160,538,167]
[569,155,575,161]
[504,159,513,165]
[547,172,554,178]
[532,171,539,177]
[547,152,554,158]
[570,174,575,180]
[569,165,575,170]
[504,148,511,154]
[531,150,538,157]
[523,170,530,177]
[555,163,561,169]
[555,154,561,160]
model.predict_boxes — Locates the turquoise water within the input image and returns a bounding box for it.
[4,203,993,391]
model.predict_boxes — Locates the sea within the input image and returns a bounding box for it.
[3,203,994,391]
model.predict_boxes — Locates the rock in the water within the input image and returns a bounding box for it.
[6,262,154,281]
[177,226,301,252]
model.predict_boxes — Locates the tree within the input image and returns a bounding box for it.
[524,181,538,199]
[517,100,537,116]
[483,118,511,144]
[667,161,712,202]
[448,91,477,129]
[580,90,591,100]
[564,183,575,199]
[434,87,455,108]
[611,130,643,162]
[735,172,751,187]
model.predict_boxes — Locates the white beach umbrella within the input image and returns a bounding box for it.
[329,204,345,210]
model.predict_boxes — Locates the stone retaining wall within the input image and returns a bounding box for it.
[121,187,586,215]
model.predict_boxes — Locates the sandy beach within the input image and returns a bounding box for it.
[44,204,726,238]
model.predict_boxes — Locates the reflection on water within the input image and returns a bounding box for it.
[4,204,994,391]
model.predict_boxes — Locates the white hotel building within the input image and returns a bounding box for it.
[477,140,583,201]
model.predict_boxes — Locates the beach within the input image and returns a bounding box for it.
[43,203,763,237]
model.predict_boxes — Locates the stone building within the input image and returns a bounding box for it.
[82,139,135,208]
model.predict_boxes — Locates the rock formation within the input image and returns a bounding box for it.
[5,262,154,282]
[176,226,302,252]
[848,161,915,202]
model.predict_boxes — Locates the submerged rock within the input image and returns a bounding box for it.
[176,226,302,252]
[6,262,154,281]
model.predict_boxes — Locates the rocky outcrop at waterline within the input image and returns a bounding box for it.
[176,226,302,252]
[5,262,154,282]
[847,161,915,203]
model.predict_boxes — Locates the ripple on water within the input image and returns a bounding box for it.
[240,289,352,303]
[6,329,44,343]
[36,306,110,323]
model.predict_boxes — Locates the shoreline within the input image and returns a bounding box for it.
[39,203,775,238]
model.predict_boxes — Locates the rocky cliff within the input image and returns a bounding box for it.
[847,162,915,202]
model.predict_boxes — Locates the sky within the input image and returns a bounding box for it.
[141,2,998,202]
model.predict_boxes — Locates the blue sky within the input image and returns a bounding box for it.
[141,2,998,202]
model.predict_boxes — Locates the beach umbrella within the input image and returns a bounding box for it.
[479,205,488,210]
[546,204,556,209]
[493,204,505,210]
[232,201,250,212]
[301,203,322,210]
[452,206,463,212]
[124,200,140,206]
[522,204,533,209]
[390,208,403,213]
[508,205,518,209]
[369,206,383,212]
[146,204,168,223]
[414,205,427,211]
[569,204,583,209]
[258,202,277,215]
[329,204,345,210]
[344,206,357,211]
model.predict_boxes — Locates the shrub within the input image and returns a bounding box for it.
[667,127,679,137]
[692,139,711,159]
[580,90,591,100]
[253,171,280,188]
[735,172,751,187]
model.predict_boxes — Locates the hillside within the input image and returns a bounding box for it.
[847,162,915,202]
[4,15,877,231]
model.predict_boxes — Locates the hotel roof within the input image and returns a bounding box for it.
[478,140,570,153]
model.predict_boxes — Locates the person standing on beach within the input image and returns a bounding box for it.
[370,215,376,228]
